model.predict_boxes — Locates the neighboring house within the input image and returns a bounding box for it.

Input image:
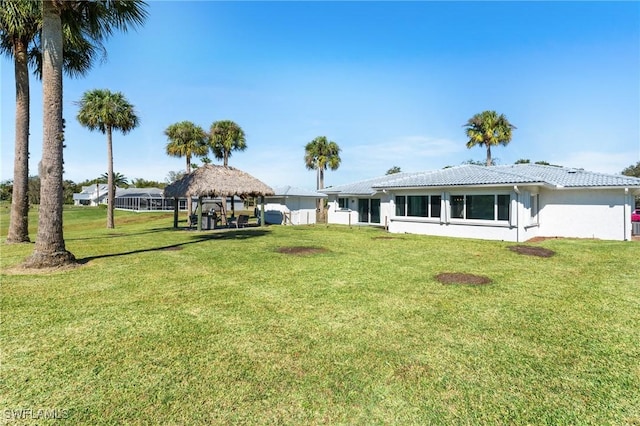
[264,186,326,225]
[321,164,640,242]
[114,187,174,211]
[73,184,110,206]
[112,187,245,213]
[75,185,248,213]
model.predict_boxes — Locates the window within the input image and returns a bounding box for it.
[395,196,405,216]
[338,197,349,209]
[451,195,465,219]
[450,194,510,221]
[396,195,441,218]
[530,194,539,224]
[430,195,441,218]
[408,196,428,217]
[467,195,494,220]
[396,195,442,218]
[497,195,510,221]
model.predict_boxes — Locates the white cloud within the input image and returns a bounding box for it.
[553,151,639,175]
[341,135,463,178]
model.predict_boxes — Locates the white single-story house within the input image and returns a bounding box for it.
[263,186,326,225]
[321,164,640,242]
[73,184,110,206]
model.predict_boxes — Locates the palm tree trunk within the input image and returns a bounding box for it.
[185,156,193,225]
[106,126,115,228]
[317,168,325,221]
[6,38,31,243]
[486,145,492,166]
[24,0,75,268]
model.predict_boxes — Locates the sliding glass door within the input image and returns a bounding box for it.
[358,198,381,224]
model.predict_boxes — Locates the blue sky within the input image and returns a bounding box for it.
[1,1,639,190]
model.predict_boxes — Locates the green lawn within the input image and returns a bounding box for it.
[1,206,639,424]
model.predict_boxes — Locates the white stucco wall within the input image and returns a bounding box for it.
[328,187,634,241]
[327,194,393,226]
[327,196,359,225]
[536,188,632,241]
[264,197,318,225]
[388,218,519,241]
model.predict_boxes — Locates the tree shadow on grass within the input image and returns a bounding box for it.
[66,227,174,241]
[76,228,271,265]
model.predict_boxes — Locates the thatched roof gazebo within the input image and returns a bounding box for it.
[164,164,274,230]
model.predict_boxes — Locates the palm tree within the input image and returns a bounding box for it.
[1,0,146,244]
[463,110,516,166]
[210,120,246,222]
[165,121,209,222]
[23,0,74,267]
[210,120,246,167]
[304,136,341,191]
[304,136,341,219]
[12,0,146,267]
[99,172,128,187]
[1,1,39,243]
[77,89,139,229]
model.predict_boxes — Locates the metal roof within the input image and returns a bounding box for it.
[320,171,426,195]
[268,185,327,198]
[320,165,640,195]
[115,187,165,198]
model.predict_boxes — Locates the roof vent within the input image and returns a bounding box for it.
[567,168,578,174]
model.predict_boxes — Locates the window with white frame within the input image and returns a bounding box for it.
[338,197,349,209]
[530,194,539,224]
[395,196,406,216]
[450,194,510,221]
[395,195,441,218]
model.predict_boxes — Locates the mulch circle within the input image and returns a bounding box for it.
[276,246,328,256]
[508,245,555,257]
[435,272,492,286]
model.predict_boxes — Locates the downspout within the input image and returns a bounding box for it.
[513,186,520,242]
[624,188,629,241]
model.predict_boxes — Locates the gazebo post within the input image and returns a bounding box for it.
[260,195,265,227]
[197,196,203,231]
[173,197,178,228]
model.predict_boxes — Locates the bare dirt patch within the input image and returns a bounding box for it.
[276,246,328,256]
[508,245,555,258]
[161,246,183,251]
[435,272,492,286]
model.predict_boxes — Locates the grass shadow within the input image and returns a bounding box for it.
[76,228,271,265]
[66,227,175,241]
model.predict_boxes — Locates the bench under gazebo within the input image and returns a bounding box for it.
[163,164,274,230]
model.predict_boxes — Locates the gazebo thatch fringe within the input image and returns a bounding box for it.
[163,164,274,230]
[163,164,274,198]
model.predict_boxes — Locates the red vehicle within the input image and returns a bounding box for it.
[632,209,640,222]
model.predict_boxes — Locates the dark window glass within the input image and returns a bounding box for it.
[451,195,465,218]
[338,198,349,209]
[371,199,381,223]
[358,199,369,222]
[395,196,406,216]
[498,195,510,220]
[467,195,494,220]
[408,196,428,217]
[430,195,441,218]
